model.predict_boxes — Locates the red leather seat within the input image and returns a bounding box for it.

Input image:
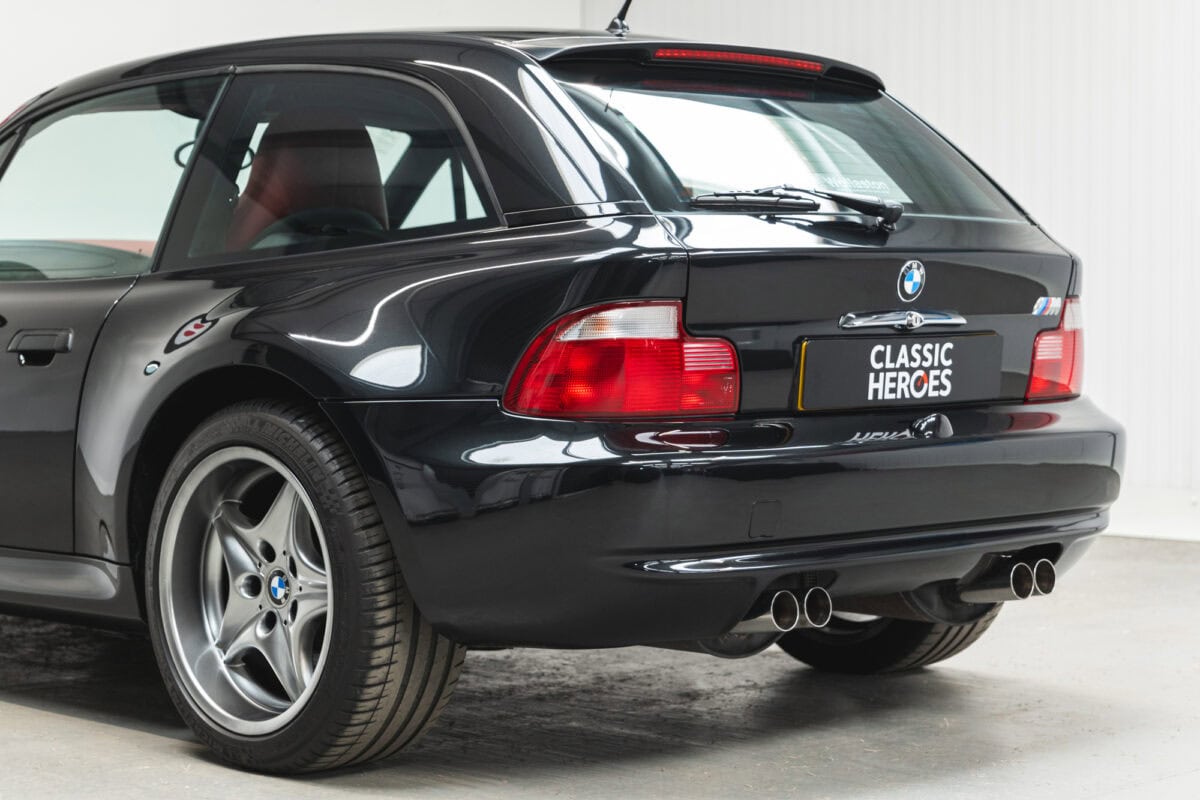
[226,110,388,251]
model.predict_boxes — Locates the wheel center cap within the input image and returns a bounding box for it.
[266,570,291,607]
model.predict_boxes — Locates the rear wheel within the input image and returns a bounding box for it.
[776,606,1002,674]
[145,399,464,772]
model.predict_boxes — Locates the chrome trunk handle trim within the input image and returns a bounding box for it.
[838,310,967,331]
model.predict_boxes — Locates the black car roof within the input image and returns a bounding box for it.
[24,30,883,119]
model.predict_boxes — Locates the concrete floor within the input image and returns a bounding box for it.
[0,536,1197,799]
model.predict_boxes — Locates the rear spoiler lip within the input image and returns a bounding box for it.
[523,40,885,92]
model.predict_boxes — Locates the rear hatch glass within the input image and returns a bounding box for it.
[550,69,1024,222]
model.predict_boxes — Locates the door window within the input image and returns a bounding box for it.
[165,72,497,265]
[0,78,224,280]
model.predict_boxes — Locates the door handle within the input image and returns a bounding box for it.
[8,328,73,365]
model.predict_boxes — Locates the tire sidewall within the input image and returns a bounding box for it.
[145,403,384,771]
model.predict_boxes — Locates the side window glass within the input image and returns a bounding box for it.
[402,161,487,230]
[0,79,223,281]
[166,72,497,265]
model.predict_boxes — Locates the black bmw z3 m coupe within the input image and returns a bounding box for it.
[0,28,1122,772]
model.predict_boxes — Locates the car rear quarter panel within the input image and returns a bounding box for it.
[74,217,686,565]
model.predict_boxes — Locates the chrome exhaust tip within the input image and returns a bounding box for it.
[1032,559,1057,596]
[729,587,832,635]
[799,586,833,629]
[1011,561,1036,600]
[730,590,800,635]
[959,560,1035,604]
[769,590,801,632]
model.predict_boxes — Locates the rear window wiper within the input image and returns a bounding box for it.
[690,185,904,230]
[688,191,821,213]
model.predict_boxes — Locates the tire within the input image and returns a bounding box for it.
[776,606,1002,674]
[145,399,465,773]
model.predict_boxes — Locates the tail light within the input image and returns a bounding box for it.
[504,301,740,419]
[1025,297,1083,401]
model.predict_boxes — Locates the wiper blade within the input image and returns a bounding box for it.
[689,192,820,213]
[689,185,904,230]
[757,184,904,229]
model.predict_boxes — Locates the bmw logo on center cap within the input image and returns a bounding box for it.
[898,260,926,303]
[267,571,291,606]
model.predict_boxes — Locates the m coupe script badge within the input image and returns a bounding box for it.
[898,260,926,302]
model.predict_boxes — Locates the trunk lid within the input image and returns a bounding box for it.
[669,213,1073,413]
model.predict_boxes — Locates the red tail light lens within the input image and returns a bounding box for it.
[1026,298,1083,401]
[653,48,824,74]
[504,301,740,419]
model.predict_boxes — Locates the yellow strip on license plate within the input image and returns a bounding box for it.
[796,340,809,411]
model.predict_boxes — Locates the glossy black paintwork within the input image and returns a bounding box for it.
[0,31,1123,642]
[0,277,135,553]
[668,213,1075,408]
[74,217,685,562]
[330,398,1116,646]
[0,547,141,627]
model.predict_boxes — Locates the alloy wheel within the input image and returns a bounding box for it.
[157,446,333,735]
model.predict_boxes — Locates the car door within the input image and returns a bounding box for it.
[0,76,223,553]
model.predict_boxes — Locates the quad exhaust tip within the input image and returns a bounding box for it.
[1011,561,1036,600]
[769,590,801,632]
[958,558,1056,604]
[799,586,834,629]
[1032,558,1057,596]
[731,587,832,635]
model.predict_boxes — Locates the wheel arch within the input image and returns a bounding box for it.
[124,367,306,599]
[121,365,408,617]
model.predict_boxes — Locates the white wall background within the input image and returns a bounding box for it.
[1,1,1194,536]
[0,0,584,111]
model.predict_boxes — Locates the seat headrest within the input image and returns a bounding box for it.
[226,110,388,251]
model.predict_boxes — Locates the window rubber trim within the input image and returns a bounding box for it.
[148,72,236,274]
[0,126,27,184]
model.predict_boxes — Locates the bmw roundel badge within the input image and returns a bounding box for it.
[267,571,291,606]
[898,260,926,302]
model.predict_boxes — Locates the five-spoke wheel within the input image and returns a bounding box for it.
[146,401,464,772]
[158,447,332,734]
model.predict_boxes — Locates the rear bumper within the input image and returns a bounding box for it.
[325,397,1122,647]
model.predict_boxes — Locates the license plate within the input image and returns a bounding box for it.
[798,334,1002,411]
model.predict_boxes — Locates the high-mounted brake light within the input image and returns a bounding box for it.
[1025,298,1083,401]
[653,48,824,74]
[504,301,740,419]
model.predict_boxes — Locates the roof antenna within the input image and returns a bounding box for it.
[606,0,635,37]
